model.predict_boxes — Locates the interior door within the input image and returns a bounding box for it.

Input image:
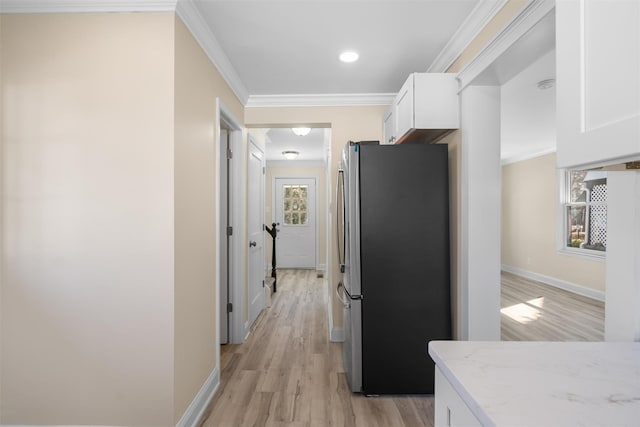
[274,178,316,268]
[219,128,230,344]
[247,138,265,328]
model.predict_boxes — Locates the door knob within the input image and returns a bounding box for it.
[249,241,257,247]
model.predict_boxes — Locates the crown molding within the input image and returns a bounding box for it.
[427,0,508,72]
[0,0,250,105]
[501,146,556,165]
[457,0,555,90]
[0,0,177,13]
[175,0,249,105]
[246,93,395,108]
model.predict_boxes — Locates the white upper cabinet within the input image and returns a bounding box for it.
[556,0,640,169]
[382,109,395,145]
[384,73,459,145]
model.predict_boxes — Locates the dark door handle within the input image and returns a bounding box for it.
[249,241,257,247]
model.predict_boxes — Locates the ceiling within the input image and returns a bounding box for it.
[264,128,328,163]
[192,0,479,96]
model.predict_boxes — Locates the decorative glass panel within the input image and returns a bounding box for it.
[283,184,309,226]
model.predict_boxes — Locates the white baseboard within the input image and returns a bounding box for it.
[330,327,345,342]
[501,265,605,302]
[317,264,327,272]
[176,367,220,427]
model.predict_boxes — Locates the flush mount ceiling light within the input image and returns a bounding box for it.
[537,78,556,90]
[291,127,311,136]
[282,150,299,160]
[339,51,359,63]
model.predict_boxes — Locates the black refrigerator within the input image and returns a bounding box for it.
[337,141,451,395]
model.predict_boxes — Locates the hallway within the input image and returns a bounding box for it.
[202,269,435,427]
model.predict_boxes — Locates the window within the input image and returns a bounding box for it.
[562,170,607,255]
[282,184,308,225]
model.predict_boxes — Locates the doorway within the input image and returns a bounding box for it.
[216,99,244,349]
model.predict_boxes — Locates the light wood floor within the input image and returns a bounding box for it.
[501,271,604,341]
[201,269,605,426]
[202,269,434,427]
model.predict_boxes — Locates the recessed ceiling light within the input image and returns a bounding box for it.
[339,51,359,63]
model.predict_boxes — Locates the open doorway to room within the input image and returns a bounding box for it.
[459,6,605,341]
[262,127,331,281]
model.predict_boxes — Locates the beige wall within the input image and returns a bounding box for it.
[265,164,328,271]
[173,16,244,423]
[501,153,606,292]
[1,13,175,425]
[246,106,386,330]
[1,11,244,425]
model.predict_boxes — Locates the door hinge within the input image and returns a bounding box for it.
[263,166,266,175]
[262,280,265,288]
[227,226,233,236]
[227,147,233,160]
[227,302,233,313]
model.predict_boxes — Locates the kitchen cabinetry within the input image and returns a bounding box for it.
[556,0,640,168]
[434,367,481,427]
[383,73,459,145]
[382,109,395,144]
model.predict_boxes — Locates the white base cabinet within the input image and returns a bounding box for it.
[556,0,640,169]
[434,367,481,427]
[383,73,459,145]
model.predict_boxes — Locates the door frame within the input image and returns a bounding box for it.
[452,0,554,340]
[272,176,318,270]
[216,98,246,351]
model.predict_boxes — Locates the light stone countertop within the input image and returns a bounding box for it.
[428,341,640,427]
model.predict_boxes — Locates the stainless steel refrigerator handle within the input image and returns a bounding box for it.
[336,281,348,307]
[342,284,363,301]
[336,169,346,273]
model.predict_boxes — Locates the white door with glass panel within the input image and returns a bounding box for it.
[274,178,316,268]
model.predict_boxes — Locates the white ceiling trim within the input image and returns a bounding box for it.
[0,0,250,105]
[0,0,177,13]
[501,147,556,166]
[176,0,249,105]
[246,93,396,108]
[457,0,555,91]
[428,0,508,72]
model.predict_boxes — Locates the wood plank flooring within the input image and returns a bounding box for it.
[500,271,604,341]
[201,269,434,427]
[201,269,605,426]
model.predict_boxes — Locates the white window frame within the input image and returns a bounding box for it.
[557,169,607,260]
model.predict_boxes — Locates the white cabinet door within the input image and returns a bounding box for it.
[434,367,481,427]
[382,108,395,145]
[395,74,415,139]
[556,0,640,169]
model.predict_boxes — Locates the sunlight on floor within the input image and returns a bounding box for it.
[501,297,545,324]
